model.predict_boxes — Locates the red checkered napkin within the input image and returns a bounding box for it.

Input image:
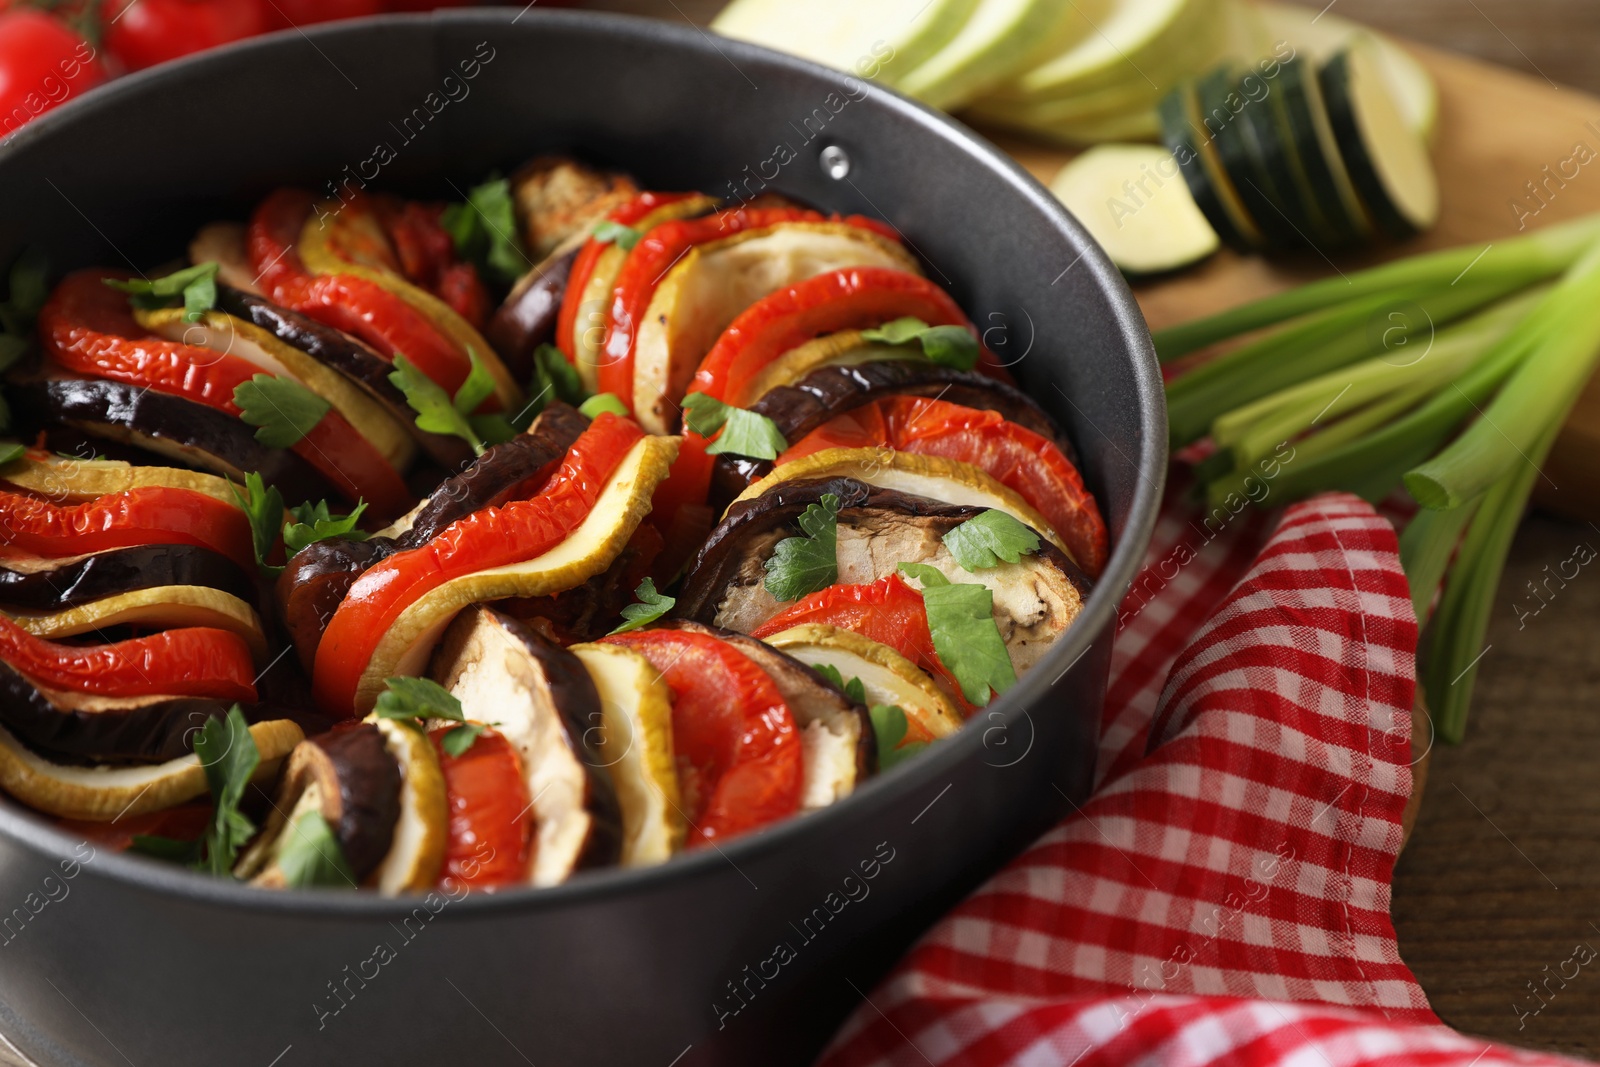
[820,487,1586,1067]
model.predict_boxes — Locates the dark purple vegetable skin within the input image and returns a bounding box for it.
[710,359,1073,506]
[0,545,254,611]
[275,402,590,670]
[486,247,576,384]
[289,725,401,882]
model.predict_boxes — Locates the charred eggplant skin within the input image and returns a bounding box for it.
[0,661,290,766]
[679,475,1092,623]
[0,545,254,611]
[712,360,1071,502]
[313,725,402,881]
[213,285,474,470]
[274,403,591,670]
[486,247,576,384]
[12,378,336,505]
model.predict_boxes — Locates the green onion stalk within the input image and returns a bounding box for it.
[1155,212,1600,741]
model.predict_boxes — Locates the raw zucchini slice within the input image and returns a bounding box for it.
[1008,0,1212,99]
[1235,65,1337,247]
[1275,53,1374,244]
[1197,65,1292,249]
[1158,80,1261,251]
[896,0,1071,110]
[1321,42,1440,239]
[1049,144,1219,275]
[709,0,978,86]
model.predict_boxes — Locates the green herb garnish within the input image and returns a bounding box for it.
[389,350,513,456]
[0,442,24,468]
[943,510,1041,571]
[591,220,643,250]
[812,662,867,704]
[860,316,979,371]
[579,392,629,419]
[227,472,286,577]
[195,707,261,875]
[233,373,330,448]
[681,392,788,459]
[442,175,529,285]
[375,676,487,757]
[276,811,356,889]
[763,492,841,602]
[283,499,369,556]
[514,343,589,429]
[896,562,1015,707]
[870,703,928,771]
[609,577,676,634]
[104,262,218,324]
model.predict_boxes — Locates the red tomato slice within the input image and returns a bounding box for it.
[0,485,253,570]
[249,189,477,399]
[0,615,257,702]
[555,191,708,359]
[57,802,212,853]
[432,727,532,890]
[597,207,899,409]
[312,414,644,717]
[366,194,491,330]
[781,396,1109,577]
[39,270,411,517]
[601,629,801,847]
[750,574,969,721]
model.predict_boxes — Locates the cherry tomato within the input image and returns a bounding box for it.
[0,11,105,137]
[105,0,268,72]
[261,0,380,29]
[0,614,258,702]
[313,414,644,717]
[432,728,532,890]
[781,396,1110,577]
[602,629,801,847]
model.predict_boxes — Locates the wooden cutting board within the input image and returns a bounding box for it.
[978,41,1600,524]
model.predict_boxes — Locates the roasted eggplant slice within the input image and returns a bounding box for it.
[762,624,963,747]
[684,476,1090,676]
[665,621,872,809]
[368,718,448,895]
[714,359,1069,501]
[0,545,253,612]
[487,246,577,384]
[0,717,301,821]
[237,724,402,886]
[433,606,621,885]
[0,659,286,766]
[275,403,591,670]
[511,157,640,260]
[568,642,684,866]
[5,585,267,660]
[11,377,337,504]
[212,285,473,471]
[633,222,919,433]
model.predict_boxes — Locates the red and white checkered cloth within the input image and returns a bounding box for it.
[820,484,1587,1067]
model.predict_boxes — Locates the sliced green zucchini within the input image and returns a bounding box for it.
[897,0,1074,110]
[1159,79,1261,251]
[1007,0,1213,99]
[1276,53,1375,244]
[1321,41,1440,239]
[1196,65,1292,249]
[1235,64,1339,247]
[709,0,978,85]
[1049,144,1219,275]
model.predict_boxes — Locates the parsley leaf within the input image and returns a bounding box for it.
[277,810,355,889]
[764,492,841,602]
[860,316,979,371]
[283,498,368,556]
[591,220,643,250]
[870,704,928,771]
[104,262,219,323]
[193,707,261,876]
[389,351,507,455]
[681,392,787,459]
[609,577,676,634]
[453,346,497,417]
[943,510,1041,571]
[234,373,330,448]
[374,676,495,757]
[579,392,629,419]
[896,562,1016,707]
[513,343,589,429]
[812,662,867,704]
[442,175,529,284]
[0,442,24,468]
[227,472,285,577]
[440,723,489,758]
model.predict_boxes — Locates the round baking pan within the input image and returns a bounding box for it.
[0,10,1165,1066]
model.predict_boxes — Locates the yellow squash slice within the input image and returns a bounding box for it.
[762,624,962,740]
[0,451,236,504]
[369,718,448,895]
[4,586,268,661]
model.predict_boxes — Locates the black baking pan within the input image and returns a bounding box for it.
[0,10,1165,1067]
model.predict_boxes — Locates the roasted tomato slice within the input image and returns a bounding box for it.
[58,802,212,853]
[370,195,490,329]
[249,188,477,399]
[750,574,969,719]
[431,727,532,890]
[0,615,257,702]
[0,484,253,570]
[39,270,411,517]
[781,396,1109,577]
[312,414,644,716]
[601,628,801,847]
